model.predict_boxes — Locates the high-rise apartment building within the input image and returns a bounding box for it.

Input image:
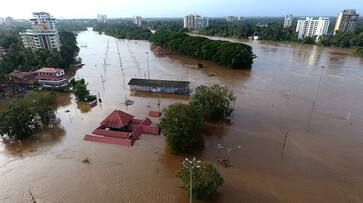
[183,14,209,30]
[333,9,360,35]
[133,16,142,27]
[284,14,293,28]
[97,14,107,23]
[19,12,61,51]
[226,16,239,22]
[296,17,330,40]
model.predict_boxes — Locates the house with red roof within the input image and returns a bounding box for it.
[36,67,69,88]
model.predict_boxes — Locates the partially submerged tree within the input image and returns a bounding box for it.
[71,78,96,102]
[190,84,236,121]
[0,90,57,140]
[159,103,204,154]
[0,100,39,139]
[177,161,224,200]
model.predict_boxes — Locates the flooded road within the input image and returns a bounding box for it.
[1,28,363,202]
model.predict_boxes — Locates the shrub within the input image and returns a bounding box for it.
[177,161,224,200]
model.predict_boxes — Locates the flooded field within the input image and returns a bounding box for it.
[1,28,363,202]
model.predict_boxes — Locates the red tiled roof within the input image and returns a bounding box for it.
[36,67,64,73]
[100,110,135,128]
[148,111,161,117]
[153,46,164,53]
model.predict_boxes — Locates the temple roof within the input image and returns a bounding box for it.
[100,110,134,128]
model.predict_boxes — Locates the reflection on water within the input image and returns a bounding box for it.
[1,29,363,202]
[3,126,65,156]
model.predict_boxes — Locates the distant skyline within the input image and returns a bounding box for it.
[0,0,362,19]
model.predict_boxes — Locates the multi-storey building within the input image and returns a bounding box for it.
[226,16,239,22]
[334,9,360,35]
[36,68,69,88]
[296,17,330,40]
[284,14,293,28]
[19,12,61,51]
[133,16,142,27]
[183,14,209,30]
[97,14,107,23]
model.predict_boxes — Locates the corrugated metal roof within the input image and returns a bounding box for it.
[128,78,190,88]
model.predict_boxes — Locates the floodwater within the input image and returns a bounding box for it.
[1,28,363,202]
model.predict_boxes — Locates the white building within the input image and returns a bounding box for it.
[334,9,360,35]
[97,14,107,23]
[226,16,239,22]
[284,14,293,28]
[19,12,61,51]
[296,17,330,41]
[183,14,209,30]
[133,16,142,27]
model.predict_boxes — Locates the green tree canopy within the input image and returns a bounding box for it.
[159,103,204,154]
[149,31,255,68]
[177,161,224,200]
[71,78,96,102]
[0,90,56,139]
[190,84,236,121]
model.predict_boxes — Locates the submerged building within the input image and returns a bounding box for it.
[19,12,61,51]
[128,78,190,95]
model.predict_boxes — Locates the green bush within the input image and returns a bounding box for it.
[159,103,204,154]
[190,84,236,121]
[177,161,224,200]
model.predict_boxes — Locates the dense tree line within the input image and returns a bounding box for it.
[0,30,79,81]
[150,31,255,68]
[144,20,186,32]
[94,23,152,40]
[57,19,97,32]
[0,30,19,49]
[0,91,57,140]
[200,18,363,51]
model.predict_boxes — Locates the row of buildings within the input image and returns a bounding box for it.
[183,14,209,30]
[284,9,360,41]
[19,12,61,51]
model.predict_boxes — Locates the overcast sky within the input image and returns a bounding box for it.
[1,0,362,19]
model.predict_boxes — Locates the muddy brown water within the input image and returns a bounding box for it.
[1,28,363,202]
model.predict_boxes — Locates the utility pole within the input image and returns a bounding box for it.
[146,51,150,79]
[183,157,201,203]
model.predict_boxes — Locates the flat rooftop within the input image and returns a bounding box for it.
[128,78,190,88]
